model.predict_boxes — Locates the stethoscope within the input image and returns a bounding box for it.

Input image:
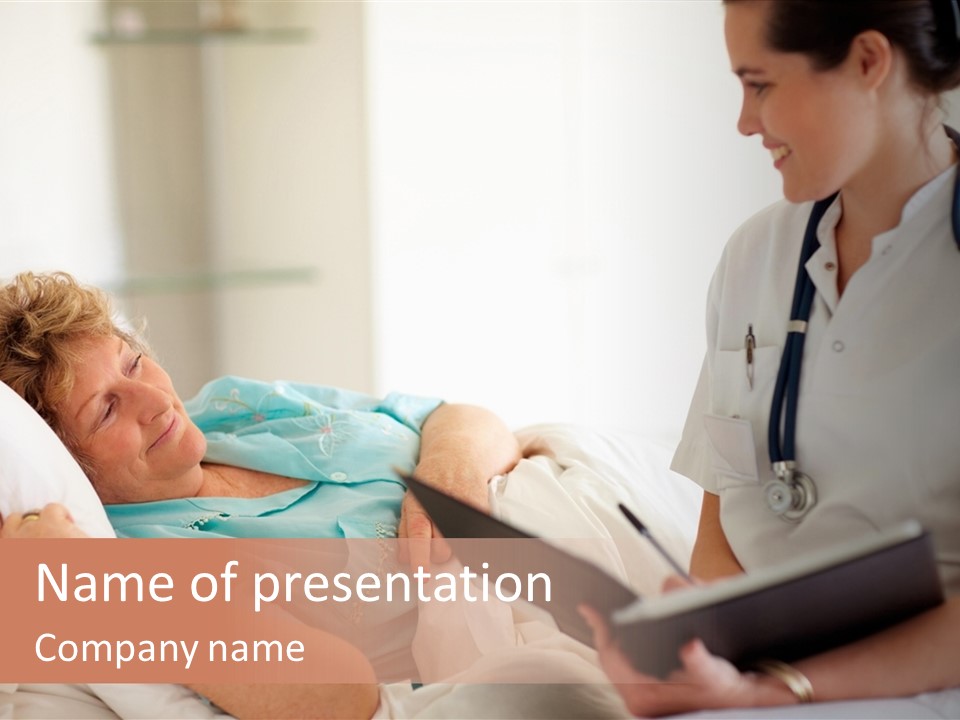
[764,125,960,522]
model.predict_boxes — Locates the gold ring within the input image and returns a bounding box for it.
[21,512,41,522]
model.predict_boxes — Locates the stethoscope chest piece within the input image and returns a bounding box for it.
[764,469,817,522]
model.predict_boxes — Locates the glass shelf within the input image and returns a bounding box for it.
[107,266,320,296]
[90,27,312,45]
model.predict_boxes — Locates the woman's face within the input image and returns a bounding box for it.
[58,335,207,504]
[724,1,877,202]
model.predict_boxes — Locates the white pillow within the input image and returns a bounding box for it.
[0,381,115,537]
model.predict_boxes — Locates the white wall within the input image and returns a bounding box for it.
[366,1,782,439]
[9,1,880,446]
[200,1,374,396]
[0,2,121,284]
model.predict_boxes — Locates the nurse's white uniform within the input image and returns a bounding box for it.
[672,166,960,718]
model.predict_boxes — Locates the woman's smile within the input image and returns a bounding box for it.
[149,414,179,452]
[770,144,792,167]
[58,334,208,502]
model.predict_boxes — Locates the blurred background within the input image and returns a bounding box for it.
[3,0,871,444]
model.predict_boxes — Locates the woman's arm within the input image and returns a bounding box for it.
[2,507,380,719]
[187,609,381,719]
[399,403,521,557]
[796,596,960,702]
[688,492,744,580]
[414,403,521,508]
[188,680,379,720]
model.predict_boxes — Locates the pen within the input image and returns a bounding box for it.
[618,503,694,582]
[745,323,756,391]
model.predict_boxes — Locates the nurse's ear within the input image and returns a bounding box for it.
[847,29,894,92]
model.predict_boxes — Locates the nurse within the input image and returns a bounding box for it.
[582,0,960,716]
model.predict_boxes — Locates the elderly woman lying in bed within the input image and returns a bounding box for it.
[0,272,520,543]
[0,271,523,719]
[1,272,701,720]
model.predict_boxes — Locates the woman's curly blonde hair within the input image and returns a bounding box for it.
[0,272,147,463]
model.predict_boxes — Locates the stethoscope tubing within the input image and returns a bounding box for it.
[765,125,960,519]
[767,192,836,467]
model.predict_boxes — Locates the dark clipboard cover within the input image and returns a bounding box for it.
[403,475,944,678]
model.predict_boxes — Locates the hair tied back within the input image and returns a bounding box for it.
[934,0,960,47]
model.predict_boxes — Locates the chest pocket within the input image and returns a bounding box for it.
[707,345,781,490]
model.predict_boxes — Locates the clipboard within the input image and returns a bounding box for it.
[403,475,944,677]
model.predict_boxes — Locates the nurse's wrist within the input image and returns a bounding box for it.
[749,659,814,706]
[744,670,802,707]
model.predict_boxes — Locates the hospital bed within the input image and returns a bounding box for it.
[0,381,702,719]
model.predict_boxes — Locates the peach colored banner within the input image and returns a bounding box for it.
[0,537,634,685]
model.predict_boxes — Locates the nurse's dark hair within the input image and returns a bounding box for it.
[725,0,960,94]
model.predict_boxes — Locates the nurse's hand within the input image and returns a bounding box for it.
[578,605,792,717]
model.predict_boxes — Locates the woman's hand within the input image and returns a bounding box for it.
[578,605,793,717]
[397,491,454,567]
[0,503,89,539]
[399,403,521,568]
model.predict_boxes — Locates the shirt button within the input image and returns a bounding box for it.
[824,261,836,271]
[881,246,892,256]
[330,471,347,481]
[832,340,845,352]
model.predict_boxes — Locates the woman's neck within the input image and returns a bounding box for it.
[197,463,308,498]
[834,116,955,294]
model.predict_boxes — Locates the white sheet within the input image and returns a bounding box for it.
[504,422,701,595]
[0,684,231,720]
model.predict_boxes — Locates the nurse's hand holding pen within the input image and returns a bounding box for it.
[578,509,795,716]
